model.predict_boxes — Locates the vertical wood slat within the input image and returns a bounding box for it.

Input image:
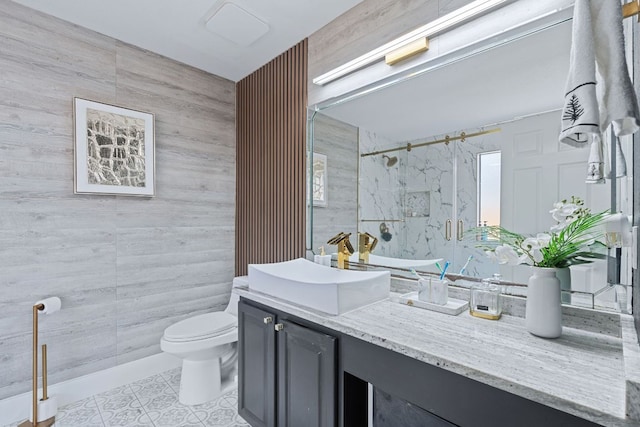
[235,40,308,276]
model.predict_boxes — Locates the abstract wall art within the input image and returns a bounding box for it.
[74,97,155,196]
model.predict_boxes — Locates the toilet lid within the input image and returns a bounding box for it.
[164,312,237,342]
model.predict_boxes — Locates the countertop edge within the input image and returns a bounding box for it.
[621,314,640,422]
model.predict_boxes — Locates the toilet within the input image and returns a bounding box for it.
[160,280,242,405]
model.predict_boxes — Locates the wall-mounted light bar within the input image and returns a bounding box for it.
[312,0,510,86]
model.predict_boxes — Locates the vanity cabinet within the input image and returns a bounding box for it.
[238,299,337,427]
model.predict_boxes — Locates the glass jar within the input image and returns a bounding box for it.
[469,279,502,320]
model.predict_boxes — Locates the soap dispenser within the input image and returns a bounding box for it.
[469,275,502,320]
[314,246,332,267]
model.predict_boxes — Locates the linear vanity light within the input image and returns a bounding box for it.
[312,0,510,86]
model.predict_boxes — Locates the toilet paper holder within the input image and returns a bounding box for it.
[19,298,61,427]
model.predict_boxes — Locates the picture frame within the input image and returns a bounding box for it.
[312,152,328,207]
[73,97,155,196]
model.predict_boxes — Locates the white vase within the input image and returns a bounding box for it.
[526,267,562,338]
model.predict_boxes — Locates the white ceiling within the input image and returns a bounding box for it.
[321,20,572,141]
[11,0,362,82]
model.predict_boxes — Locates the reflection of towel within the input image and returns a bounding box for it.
[592,1,640,136]
[603,133,628,179]
[560,0,640,183]
[560,0,599,146]
[586,135,604,184]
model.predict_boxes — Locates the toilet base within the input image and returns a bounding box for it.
[179,357,222,406]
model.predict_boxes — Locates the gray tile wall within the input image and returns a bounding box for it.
[0,1,236,399]
[311,113,359,253]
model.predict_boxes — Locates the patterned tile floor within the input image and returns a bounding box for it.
[4,368,249,427]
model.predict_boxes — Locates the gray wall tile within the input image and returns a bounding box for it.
[0,1,235,399]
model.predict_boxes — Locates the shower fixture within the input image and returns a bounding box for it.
[382,155,398,167]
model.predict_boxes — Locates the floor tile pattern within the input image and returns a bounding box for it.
[4,368,248,427]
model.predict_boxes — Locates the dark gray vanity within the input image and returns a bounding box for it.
[238,300,336,427]
[237,290,638,427]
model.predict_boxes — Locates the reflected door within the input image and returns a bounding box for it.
[500,111,607,285]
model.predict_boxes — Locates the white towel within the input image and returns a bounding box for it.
[591,0,640,137]
[559,0,640,183]
[560,0,599,147]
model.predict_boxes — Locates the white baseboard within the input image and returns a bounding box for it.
[0,352,181,425]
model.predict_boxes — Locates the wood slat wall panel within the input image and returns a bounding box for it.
[236,40,308,275]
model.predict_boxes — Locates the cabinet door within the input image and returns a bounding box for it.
[276,320,336,427]
[238,301,276,427]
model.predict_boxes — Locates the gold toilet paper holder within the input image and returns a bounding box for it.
[19,302,55,427]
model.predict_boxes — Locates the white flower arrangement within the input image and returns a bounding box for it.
[478,197,608,268]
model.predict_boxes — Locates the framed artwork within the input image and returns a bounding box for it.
[312,152,327,207]
[73,97,155,196]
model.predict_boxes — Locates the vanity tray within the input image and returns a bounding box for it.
[398,292,468,316]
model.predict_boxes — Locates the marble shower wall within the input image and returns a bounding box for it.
[0,2,235,399]
[358,129,407,257]
[311,114,359,251]
[359,127,500,277]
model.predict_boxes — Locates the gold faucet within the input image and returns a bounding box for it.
[327,232,354,269]
[358,232,378,263]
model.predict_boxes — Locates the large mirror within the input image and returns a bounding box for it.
[308,12,634,312]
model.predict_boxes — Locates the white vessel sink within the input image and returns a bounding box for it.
[247,258,390,315]
[349,252,442,271]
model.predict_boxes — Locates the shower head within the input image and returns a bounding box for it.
[382,155,398,167]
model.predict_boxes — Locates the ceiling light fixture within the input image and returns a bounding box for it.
[312,0,510,86]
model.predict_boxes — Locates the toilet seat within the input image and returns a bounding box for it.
[163,312,237,342]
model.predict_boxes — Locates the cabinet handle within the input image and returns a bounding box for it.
[274,323,284,332]
[445,219,452,241]
[457,220,464,241]
[263,316,273,324]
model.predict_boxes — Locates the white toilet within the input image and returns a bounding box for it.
[161,283,241,405]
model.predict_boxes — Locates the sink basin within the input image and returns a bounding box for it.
[248,258,390,315]
[349,252,442,271]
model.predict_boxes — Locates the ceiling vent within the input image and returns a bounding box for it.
[205,3,269,47]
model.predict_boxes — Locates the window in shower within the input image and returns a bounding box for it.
[477,151,501,231]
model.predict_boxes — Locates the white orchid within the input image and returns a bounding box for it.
[549,201,579,222]
[522,233,551,250]
[549,196,590,232]
[493,245,521,265]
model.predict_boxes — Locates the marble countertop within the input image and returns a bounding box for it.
[235,287,640,427]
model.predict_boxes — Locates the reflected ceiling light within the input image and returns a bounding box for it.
[312,0,510,86]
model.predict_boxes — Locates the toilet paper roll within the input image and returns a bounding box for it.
[35,297,62,315]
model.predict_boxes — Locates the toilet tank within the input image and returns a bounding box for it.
[226,276,248,316]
